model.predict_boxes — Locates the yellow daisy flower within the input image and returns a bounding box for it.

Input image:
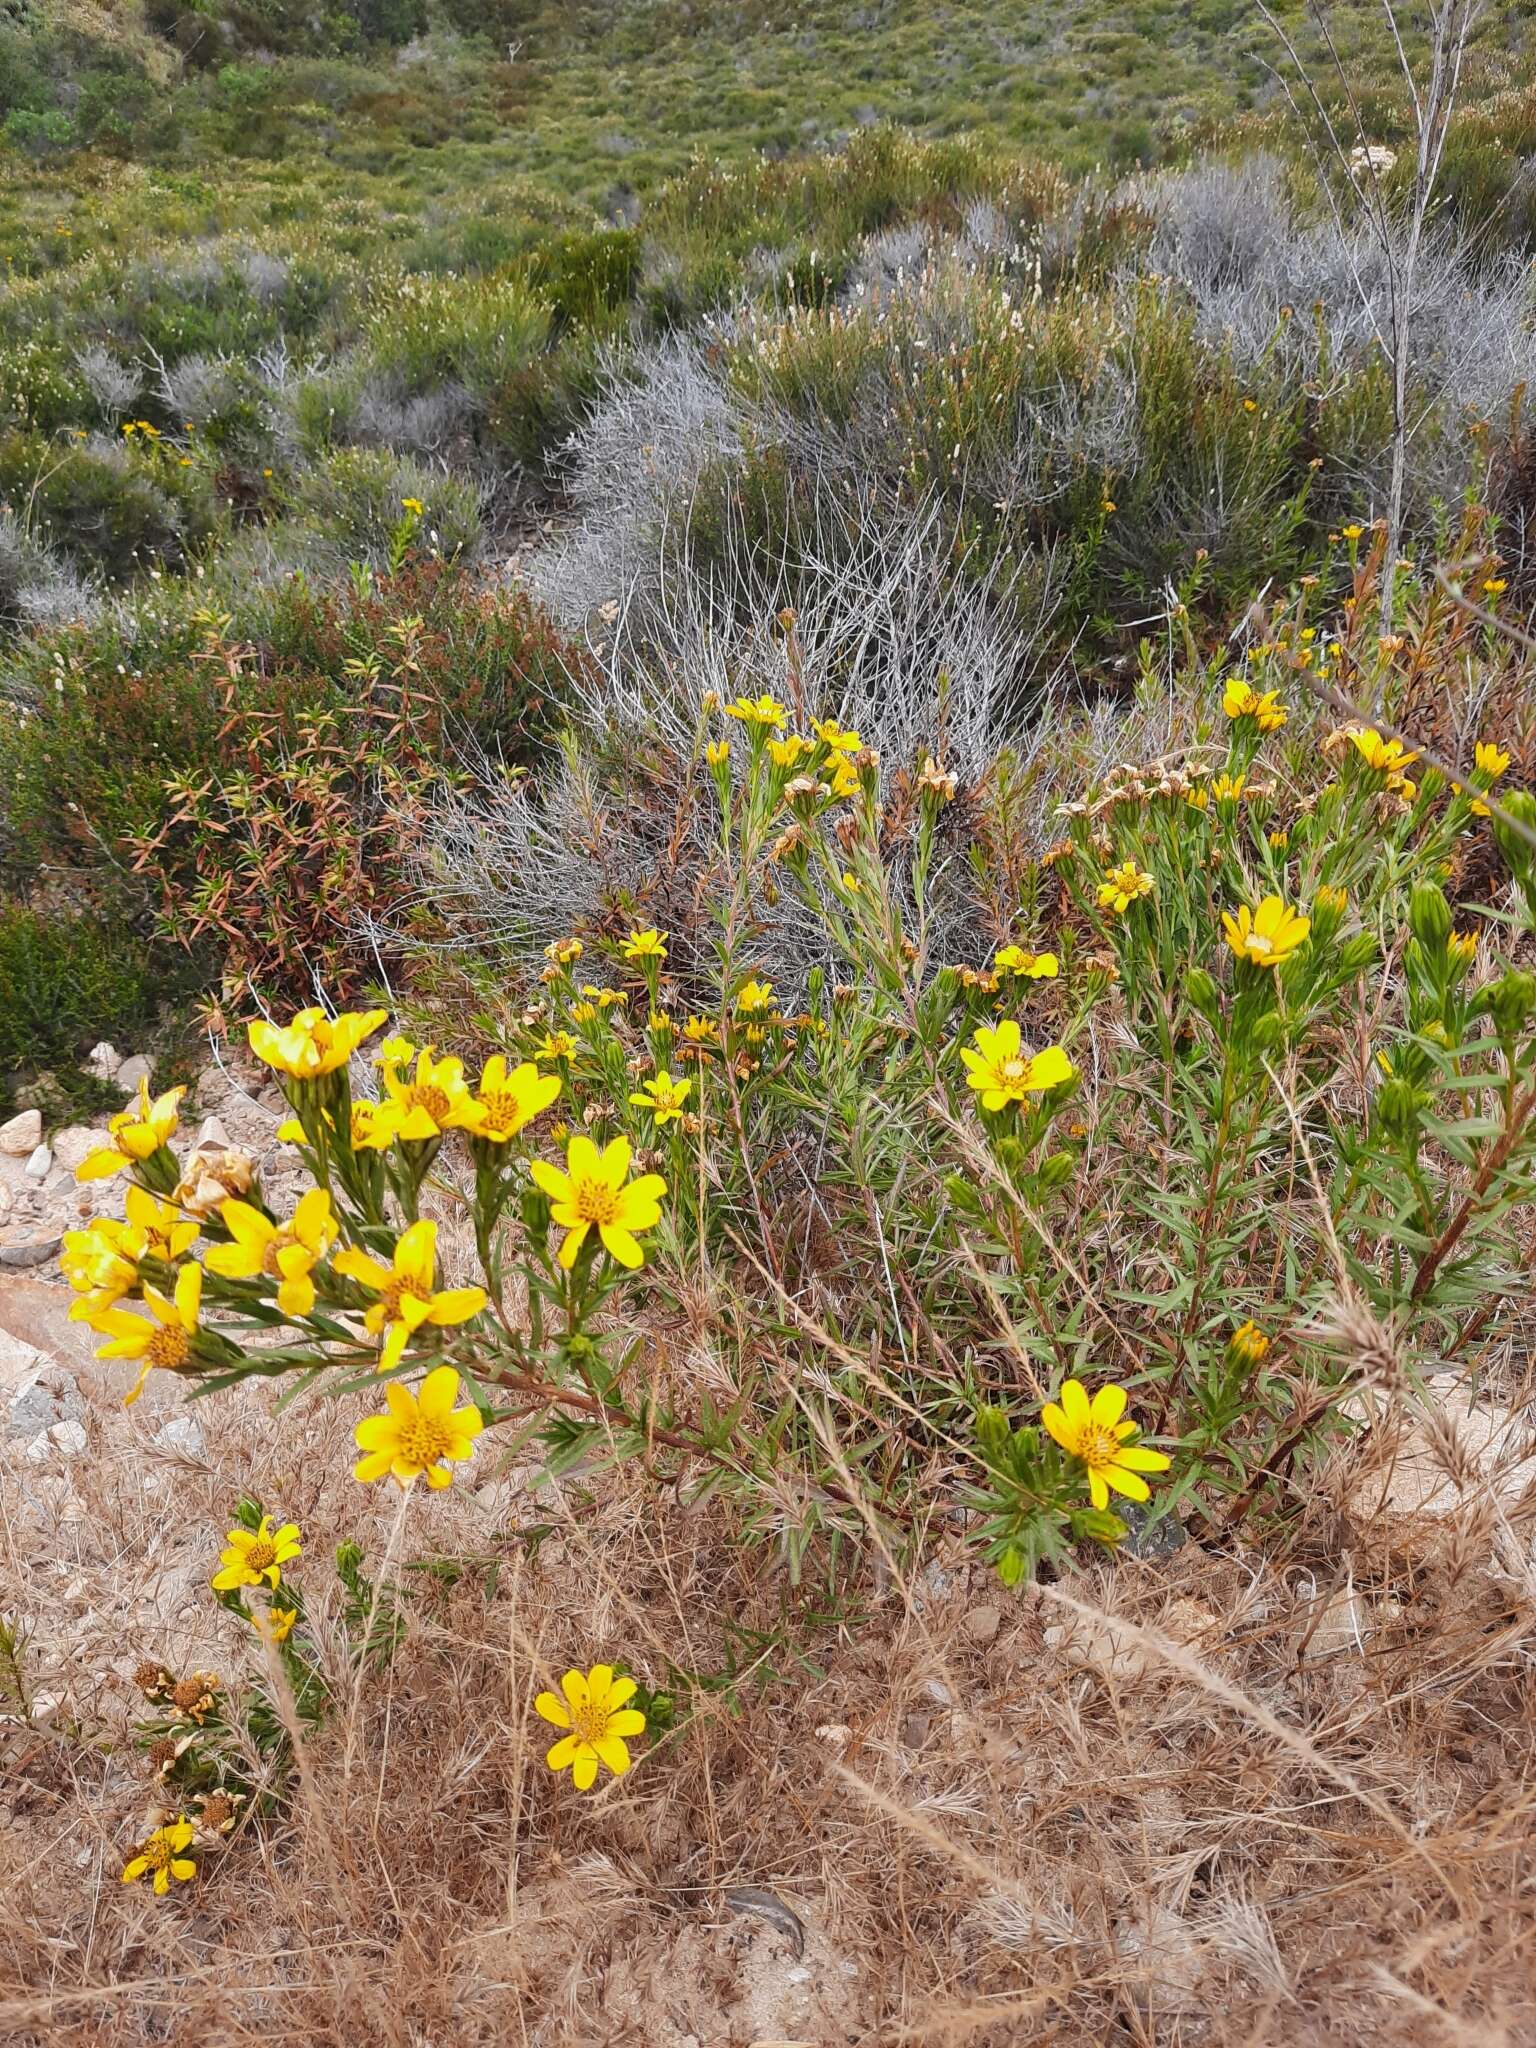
[629,1070,693,1126]
[725,693,787,728]
[61,1217,141,1318]
[87,1261,203,1405]
[203,1189,339,1318]
[211,1514,302,1592]
[734,978,776,1016]
[993,945,1059,980]
[62,1186,199,1320]
[828,756,862,800]
[536,1031,576,1063]
[811,716,862,754]
[247,1007,387,1081]
[1229,1320,1270,1365]
[352,1364,484,1489]
[530,1135,666,1270]
[767,734,808,768]
[76,1079,186,1182]
[961,1020,1074,1111]
[1097,860,1155,914]
[535,1664,647,1790]
[377,1045,480,1143]
[1222,678,1288,731]
[1041,1378,1171,1511]
[122,1818,197,1895]
[252,1605,298,1643]
[1463,740,1511,816]
[333,1219,488,1373]
[1221,895,1311,968]
[468,1055,561,1142]
[1346,726,1419,798]
[621,928,669,962]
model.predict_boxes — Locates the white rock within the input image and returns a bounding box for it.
[1115,1903,1207,2015]
[49,1126,100,1174]
[5,1356,81,1439]
[0,1109,41,1156]
[115,1054,153,1091]
[23,1144,52,1180]
[153,1414,205,1459]
[1044,1612,1159,1685]
[1344,1375,1536,1555]
[88,1041,123,1079]
[964,1603,1002,1646]
[0,1184,11,1221]
[48,1418,89,1459]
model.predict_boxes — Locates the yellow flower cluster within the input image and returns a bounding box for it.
[1345,726,1419,800]
[66,1007,670,1465]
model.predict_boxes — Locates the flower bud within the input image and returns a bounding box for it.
[974,1403,1012,1460]
[1487,968,1536,1036]
[1337,932,1378,977]
[1038,1149,1075,1190]
[1184,966,1220,1022]
[1376,1076,1425,1138]
[1493,788,1536,881]
[1408,880,1452,952]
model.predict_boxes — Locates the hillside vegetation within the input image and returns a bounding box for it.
[3,5,1536,2045]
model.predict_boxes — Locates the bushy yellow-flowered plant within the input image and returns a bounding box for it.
[67,610,1536,1586]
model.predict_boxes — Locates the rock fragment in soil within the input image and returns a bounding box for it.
[0,1110,41,1156]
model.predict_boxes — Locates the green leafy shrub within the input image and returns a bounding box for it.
[523,227,641,330]
[0,429,219,584]
[0,905,162,1103]
[2,106,73,156]
[280,447,482,563]
[361,271,551,400]
[0,560,585,996]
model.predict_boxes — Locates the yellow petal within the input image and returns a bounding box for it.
[417,1365,461,1418]
[1089,1383,1128,1428]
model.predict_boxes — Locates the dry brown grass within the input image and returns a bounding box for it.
[3,1298,1535,2048]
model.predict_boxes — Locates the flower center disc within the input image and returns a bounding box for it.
[380,1276,431,1321]
[571,1702,608,1745]
[1073,1423,1119,1470]
[397,1416,452,1468]
[481,1091,522,1135]
[572,1177,621,1227]
[148,1326,190,1370]
[245,1541,275,1572]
